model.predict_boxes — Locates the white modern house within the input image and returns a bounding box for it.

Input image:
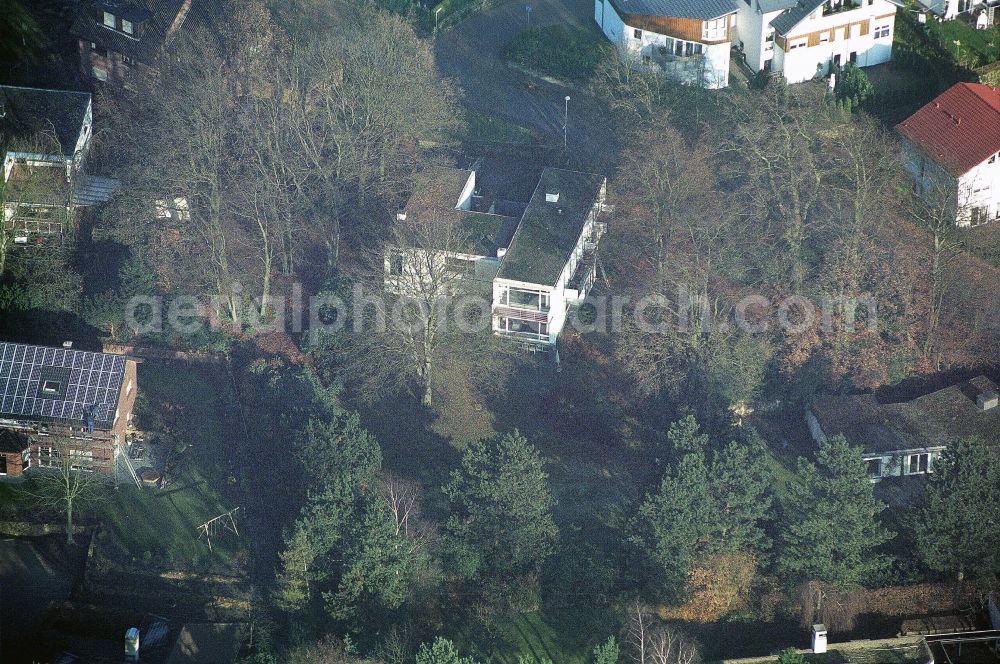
[385,166,608,347]
[897,82,1000,227]
[747,0,899,83]
[1,85,93,240]
[594,0,737,88]
[595,0,899,86]
[807,376,1000,482]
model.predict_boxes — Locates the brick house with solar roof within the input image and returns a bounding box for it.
[0,342,138,478]
[896,82,1000,227]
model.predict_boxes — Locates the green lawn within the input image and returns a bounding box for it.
[99,467,240,569]
[101,360,245,570]
[457,611,598,664]
[505,25,610,82]
[927,19,1000,68]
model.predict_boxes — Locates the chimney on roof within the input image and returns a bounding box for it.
[977,389,998,411]
[545,191,560,203]
[62,341,73,348]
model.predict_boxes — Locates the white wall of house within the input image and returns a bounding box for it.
[806,410,945,482]
[456,171,475,211]
[861,448,945,480]
[595,0,732,88]
[901,137,1000,227]
[734,5,786,71]
[775,1,896,83]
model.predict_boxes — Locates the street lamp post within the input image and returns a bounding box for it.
[435,6,442,32]
[526,4,532,28]
[563,95,570,150]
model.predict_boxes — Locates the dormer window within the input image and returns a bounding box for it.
[122,19,133,34]
[41,380,61,395]
[103,11,115,27]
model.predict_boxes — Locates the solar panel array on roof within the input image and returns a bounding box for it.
[0,342,126,430]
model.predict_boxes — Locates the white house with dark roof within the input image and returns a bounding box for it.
[595,0,737,87]
[1,85,94,241]
[757,0,900,83]
[385,166,608,347]
[807,376,1000,481]
[596,0,900,86]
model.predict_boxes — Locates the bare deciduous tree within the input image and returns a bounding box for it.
[21,442,111,545]
[624,601,700,664]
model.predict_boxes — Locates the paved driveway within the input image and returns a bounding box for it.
[434,0,622,171]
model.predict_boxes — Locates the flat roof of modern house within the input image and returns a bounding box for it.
[0,86,91,157]
[0,342,127,431]
[5,164,71,207]
[404,167,474,214]
[497,168,605,286]
[811,376,1000,454]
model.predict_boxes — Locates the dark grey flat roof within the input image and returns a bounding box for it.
[497,168,605,286]
[0,86,90,157]
[0,342,126,430]
[608,0,738,20]
[811,376,1000,454]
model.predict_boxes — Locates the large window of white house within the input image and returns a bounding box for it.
[702,17,728,41]
[788,37,808,50]
[907,453,929,474]
[103,11,116,27]
[501,318,548,337]
[665,37,704,57]
[505,288,550,311]
[874,24,891,38]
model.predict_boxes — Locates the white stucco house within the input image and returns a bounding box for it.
[595,0,899,87]
[385,165,608,347]
[594,0,737,88]
[896,83,1000,227]
[750,0,899,83]
[807,376,1000,482]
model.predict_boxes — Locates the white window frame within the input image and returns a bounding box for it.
[906,452,930,475]
[702,16,728,40]
[121,18,133,34]
[103,11,116,27]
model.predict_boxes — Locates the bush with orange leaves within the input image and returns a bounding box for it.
[659,552,758,623]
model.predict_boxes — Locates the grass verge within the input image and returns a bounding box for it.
[505,25,609,82]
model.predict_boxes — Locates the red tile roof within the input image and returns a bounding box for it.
[895,83,1000,177]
